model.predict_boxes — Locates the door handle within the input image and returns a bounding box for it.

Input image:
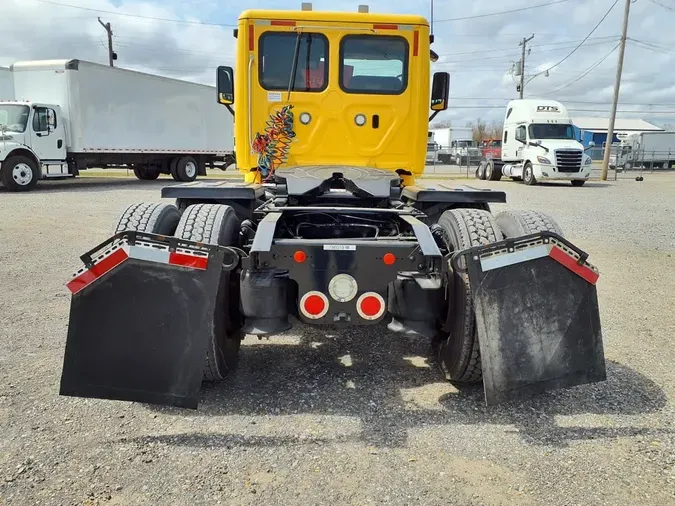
[57,140,63,149]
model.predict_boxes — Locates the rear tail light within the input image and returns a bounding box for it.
[300,291,329,319]
[356,292,386,320]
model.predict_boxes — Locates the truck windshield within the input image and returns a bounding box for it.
[528,123,574,140]
[0,104,30,133]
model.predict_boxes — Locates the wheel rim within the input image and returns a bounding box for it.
[184,161,197,178]
[525,166,532,181]
[12,163,33,186]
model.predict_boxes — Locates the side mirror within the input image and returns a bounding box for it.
[430,72,449,111]
[588,141,596,148]
[217,66,234,106]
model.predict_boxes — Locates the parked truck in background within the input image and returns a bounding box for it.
[477,99,593,186]
[616,131,675,169]
[428,127,478,164]
[0,59,235,192]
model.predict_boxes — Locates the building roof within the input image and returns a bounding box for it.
[573,116,663,131]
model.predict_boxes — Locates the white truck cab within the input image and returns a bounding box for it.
[0,100,69,190]
[498,99,593,186]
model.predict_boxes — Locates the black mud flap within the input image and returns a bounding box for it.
[59,232,237,409]
[452,232,606,405]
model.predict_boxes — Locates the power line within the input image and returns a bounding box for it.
[529,0,619,80]
[29,0,235,27]
[434,0,574,22]
[541,42,620,94]
[649,0,675,11]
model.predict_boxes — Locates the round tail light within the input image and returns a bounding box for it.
[356,292,386,320]
[300,291,329,319]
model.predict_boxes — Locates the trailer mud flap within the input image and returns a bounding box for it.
[59,232,235,409]
[453,232,606,405]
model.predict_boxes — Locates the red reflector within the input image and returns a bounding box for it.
[293,250,307,263]
[413,30,419,56]
[248,25,254,50]
[271,20,296,26]
[168,252,208,270]
[373,24,398,30]
[549,246,599,285]
[304,294,326,316]
[383,253,396,265]
[66,248,128,294]
[360,296,381,317]
[356,292,386,320]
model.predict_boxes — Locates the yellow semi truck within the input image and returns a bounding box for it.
[59,5,606,409]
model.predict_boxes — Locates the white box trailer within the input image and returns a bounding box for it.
[619,131,675,169]
[429,127,478,164]
[0,59,234,191]
[0,67,14,99]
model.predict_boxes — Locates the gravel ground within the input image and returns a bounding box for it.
[1,173,674,506]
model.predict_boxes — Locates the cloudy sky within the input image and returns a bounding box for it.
[2,0,674,127]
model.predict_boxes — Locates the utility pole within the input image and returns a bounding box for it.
[518,34,534,98]
[601,0,631,180]
[98,17,115,67]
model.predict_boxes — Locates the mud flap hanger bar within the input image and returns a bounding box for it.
[78,231,243,273]
[450,231,594,277]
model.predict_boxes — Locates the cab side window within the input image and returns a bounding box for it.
[515,125,526,142]
[32,107,56,132]
[503,130,508,143]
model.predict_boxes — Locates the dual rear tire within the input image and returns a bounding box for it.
[433,208,564,383]
[114,201,242,382]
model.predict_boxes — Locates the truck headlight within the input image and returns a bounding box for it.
[537,156,551,164]
[584,156,592,165]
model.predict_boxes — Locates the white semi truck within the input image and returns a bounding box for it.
[476,99,594,186]
[0,59,235,192]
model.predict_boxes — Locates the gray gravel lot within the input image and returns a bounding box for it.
[1,173,674,506]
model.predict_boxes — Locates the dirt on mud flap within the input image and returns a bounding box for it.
[59,231,239,409]
[451,231,606,405]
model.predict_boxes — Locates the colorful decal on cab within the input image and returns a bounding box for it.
[252,104,295,177]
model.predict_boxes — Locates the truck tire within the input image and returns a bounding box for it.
[485,160,502,181]
[433,208,503,383]
[171,156,199,182]
[1,155,39,192]
[571,180,585,187]
[523,162,537,185]
[495,210,564,238]
[114,202,181,235]
[476,161,487,180]
[133,165,160,181]
[174,203,243,381]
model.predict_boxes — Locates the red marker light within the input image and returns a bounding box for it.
[383,253,396,265]
[293,250,307,263]
[356,292,386,320]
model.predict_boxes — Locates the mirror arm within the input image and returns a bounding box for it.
[225,104,234,118]
[429,110,440,122]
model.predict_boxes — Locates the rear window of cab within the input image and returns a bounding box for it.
[257,32,409,95]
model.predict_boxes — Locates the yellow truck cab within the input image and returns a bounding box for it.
[60,5,606,410]
[217,4,448,184]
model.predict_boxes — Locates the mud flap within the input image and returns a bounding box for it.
[59,232,237,409]
[452,232,606,405]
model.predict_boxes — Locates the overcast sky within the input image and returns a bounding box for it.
[2,0,674,127]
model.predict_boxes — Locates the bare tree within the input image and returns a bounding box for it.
[488,120,504,139]
[430,119,452,129]
[466,118,488,143]
[661,123,675,132]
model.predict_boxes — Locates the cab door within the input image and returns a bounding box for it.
[29,104,67,166]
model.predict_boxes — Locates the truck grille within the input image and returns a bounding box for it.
[555,149,583,172]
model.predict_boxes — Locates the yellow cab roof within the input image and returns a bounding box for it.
[238,8,429,27]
